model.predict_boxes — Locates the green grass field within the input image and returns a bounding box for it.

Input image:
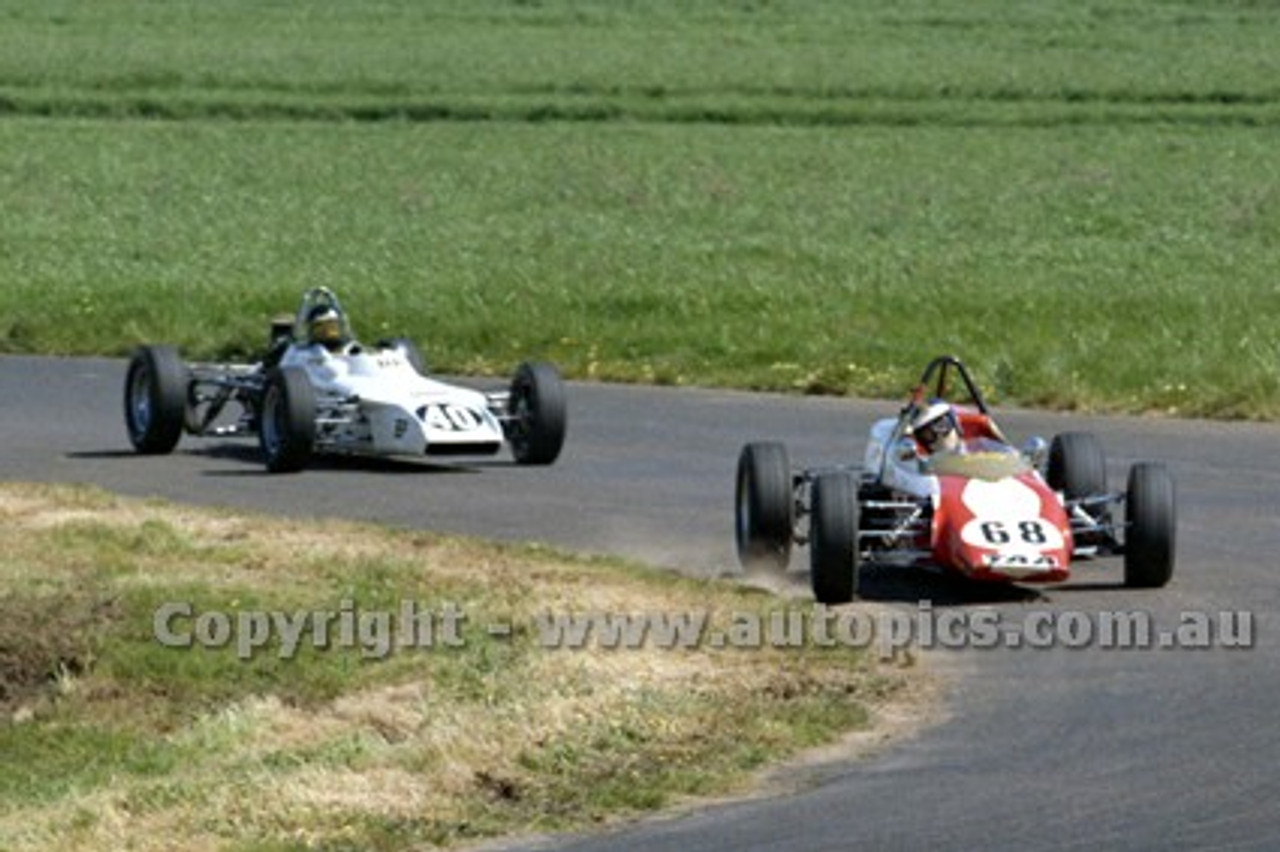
[2,0,1279,416]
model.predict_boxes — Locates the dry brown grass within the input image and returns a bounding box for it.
[0,482,934,851]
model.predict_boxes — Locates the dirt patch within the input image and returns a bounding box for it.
[0,590,124,714]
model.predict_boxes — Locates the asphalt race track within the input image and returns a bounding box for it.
[4,355,1279,850]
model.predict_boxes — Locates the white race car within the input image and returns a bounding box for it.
[124,288,567,472]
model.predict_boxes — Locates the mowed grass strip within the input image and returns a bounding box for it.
[0,483,909,851]
[1,1,1278,119]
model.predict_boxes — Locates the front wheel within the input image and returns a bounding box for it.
[809,473,858,605]
[259,367,316,473]
[735,442,793,573]
[124,345,188,454]
[507,362,567,465]
[1124,463,1176,588]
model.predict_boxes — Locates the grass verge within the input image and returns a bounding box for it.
[2,117,1278,419]
[1,1,1280,418]
[0,482,914,851]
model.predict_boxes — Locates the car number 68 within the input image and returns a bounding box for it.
[961,517,1064,550]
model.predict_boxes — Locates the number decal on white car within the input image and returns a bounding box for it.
[421,404,483,432]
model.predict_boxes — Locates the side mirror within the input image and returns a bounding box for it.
[1022,436,1048,472]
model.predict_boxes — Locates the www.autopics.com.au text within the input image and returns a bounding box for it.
[152,600,1255,662]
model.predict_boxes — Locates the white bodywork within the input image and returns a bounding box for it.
[862,416,940,500]
[278,343,505,457]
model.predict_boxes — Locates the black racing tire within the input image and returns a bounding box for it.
[258,366,316,473]
[124,345,188,455]
[810,472,858,605]
[379,337,428,375]
[507,362,567,465]
[1048,431,1107,499]
[734,442,793,573]
[1124,463,1176,588]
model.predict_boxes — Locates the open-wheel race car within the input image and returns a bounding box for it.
[735,355,1175,604]
[124,287,567,472]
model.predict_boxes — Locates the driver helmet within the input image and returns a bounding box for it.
[307,304,348,351]
[910,399,961,454]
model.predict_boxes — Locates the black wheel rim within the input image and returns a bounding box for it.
[261,386,282,457]
[512,380,534,453]
[128,363,153,437]
[735,470,751,551]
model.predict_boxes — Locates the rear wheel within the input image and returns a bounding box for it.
[507,362,567,465]
[259,367,316,473]
[810,473,858,605]
[1048,431,1107,499]
[735,442,793,573]
[124,345,188,454]
[1124,463,1176,588]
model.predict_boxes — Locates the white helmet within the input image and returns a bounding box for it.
[910,400,959,452]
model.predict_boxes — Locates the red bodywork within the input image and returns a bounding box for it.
[894,359,1076,583]
[930,462,1073,583]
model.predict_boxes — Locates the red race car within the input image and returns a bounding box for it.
[735,355,1175,604]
